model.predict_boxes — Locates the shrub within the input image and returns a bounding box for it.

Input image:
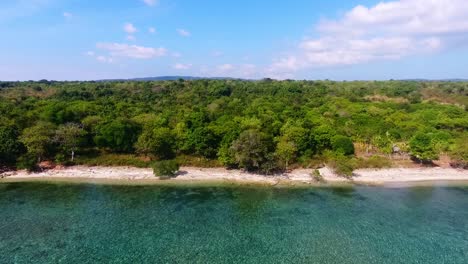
[331,135,355,156]
[176,155,223,168]
[326,152,355,178]
[332,159,354,178]
[74,154,151,168]
[0,126,23,165]
[153,160,180,179]
[356,156,392,169]
[55,153,66,164]
[449,138,468,169]
[311,169,325,182]
[16,153,39,172]
[55,153,75,166]
[409,132,438,162]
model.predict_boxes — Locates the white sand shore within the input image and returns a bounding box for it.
[1,166,468,186]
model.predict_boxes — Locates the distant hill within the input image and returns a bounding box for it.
[2,77,468,83]
[400,79,468,82]
[98,76,244,82]
[99,77,468,82]
[131,76,210,81]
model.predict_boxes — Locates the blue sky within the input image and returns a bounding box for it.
[1,0,468,81]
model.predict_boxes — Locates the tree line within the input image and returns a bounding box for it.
[0,79,467,174]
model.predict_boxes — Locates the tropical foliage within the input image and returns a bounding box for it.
[0,79,466,173]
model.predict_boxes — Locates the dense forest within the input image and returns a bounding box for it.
[0,79,467,176]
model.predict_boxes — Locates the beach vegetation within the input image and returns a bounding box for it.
[135,127,176,159]
[19,122,55,163]
[16,153,40,171]
[74,154,151,168]
[0,79,466,174]
[409,132,439,162]
[54,123,87,162]
[311,169,325,182]
[355,156,393,169]
[94,119,140,153]
[326,152,356,178]
[0,125,23,166]
[331,135,355,156]
[230,129,276,174]
[153,160,180,179]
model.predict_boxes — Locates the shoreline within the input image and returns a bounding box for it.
[1,166,468,187]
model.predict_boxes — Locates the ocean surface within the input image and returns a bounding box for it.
[0,182,467,263]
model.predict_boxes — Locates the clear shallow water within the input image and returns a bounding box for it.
[0,183,467,264]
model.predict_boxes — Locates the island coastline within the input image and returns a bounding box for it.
[1,166,467,187]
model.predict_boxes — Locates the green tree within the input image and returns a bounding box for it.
[331,135,355,156]
[0,79,467,171]
[217,142,237,168]
[186,127,220,158]
[449,137,468,168]
[409,132,438,161]
[231,130,275,172]
[54,123,87,161]
[312,125,335,152]
[280,123,314,155]
[0,126,23,165]
[135,127,176,159]
[19,122,55,162]
[275,139,297,170]
[94,119,140,153]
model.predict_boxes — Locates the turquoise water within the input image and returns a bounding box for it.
[0,183,467,263]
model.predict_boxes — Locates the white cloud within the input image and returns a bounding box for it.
[318,0,468,36]
[96,43,167,59]
[123,23,137,34]
[177,29,191,37]
[63,12,72,19]
[238,64,257,78]
[269,56,302,72]
[199,64,260,79]
[173,63,192,70]
[217,64,234,72]
[298,37,440,66]
[85,51,95,56]
[270,0,468,75]
[142,0,158,6]
[126,35,136,41]
[96,56,114,64]
[192,63,261,79]
[149,27,156,34]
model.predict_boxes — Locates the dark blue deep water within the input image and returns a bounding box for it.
[1,183,467,263]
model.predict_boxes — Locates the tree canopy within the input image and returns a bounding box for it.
[0,79,466,172]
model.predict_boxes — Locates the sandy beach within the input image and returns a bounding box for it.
[1,166,468,186]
